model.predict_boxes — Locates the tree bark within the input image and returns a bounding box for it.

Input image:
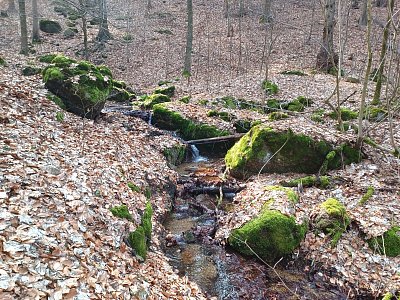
[224,0,228,18]
[357,0,373,148]
[8,0,16,13]
[96,0,112,42]
[18,0,28,55]
[183,0,193,77]
[262,0,272,22]
[376,0,387,7]
[32,0,40,42]
[316,0,337,72]
[359,0,367,25]
[372,0,394,104]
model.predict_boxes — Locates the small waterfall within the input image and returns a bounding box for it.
[190,145,207,162]
[148,112,152,125]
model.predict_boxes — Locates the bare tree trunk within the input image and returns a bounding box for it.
[239,0,245,17]
[262,0,272,22]
[32,0,40,42]
[183,0,193,78]
[96,0,112,41]
[147,0,152,10]
[224,0,228,18]
[359,0,367,25]
[8,0,16,13]
[316,0,337,72]
[376,0,387,6]
[357,0,373,148]
[18,0,28,55]
[372,0,394,104]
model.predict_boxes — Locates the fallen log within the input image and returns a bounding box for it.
[185,134,244,145]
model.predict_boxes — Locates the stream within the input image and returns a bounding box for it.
[163,146,348,300]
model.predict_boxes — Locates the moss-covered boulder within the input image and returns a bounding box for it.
[154,85,175,97]
[368,226,400,257]
[152,104,230,140]
[39,20,62,33]
[163,143,186,166]
[107,81,135,102]
[42,55,113,119]
[63,28,76,39]
[22,66,41,76]
[225,125,360,179]
[39,54,58,63]
[142,93,170,109]
[312,198,350,246]
[229,209,306,262]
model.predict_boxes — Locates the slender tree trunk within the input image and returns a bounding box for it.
[32,0,40,42]
[224,0,228,18]
[262,0,272,22]
[239,0,244,17]
[183,0,193,77]
[357,0,373,148]
[372,0,394,104]
[96,0,112,41]
[316,0,337,72]
[18,0,28,55]
[82,16,88,59]
[359,0,367,25]
[147,0,152,10]
[8,0,16,13]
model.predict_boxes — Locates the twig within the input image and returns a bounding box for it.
[257,135,290,179]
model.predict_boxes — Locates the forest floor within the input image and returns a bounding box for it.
[0,0,400,299]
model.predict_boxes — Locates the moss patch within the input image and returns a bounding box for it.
[262,80,279,95]
[268,111,289,121]
[364,106,387,121]
[141,93,170,109]
[0,57,6,66]
[281,175,330,189]
[280,70,306,76]
[39,54,58,63]
[110,205,132,220]
[142,201,153,243]
[127,182,141,193]
[229,209,307,262]
[163,144,186,166]
[368,226,400,257]
[128,226,147,259]
[225,125,356,179]
[265,185,299,203]
[359,186,374,205]
[152,104,230,140]
[315,198,350,246]
[22,66,42,76]
[154,85,175,97]
[42,55,112,119]
[329,108,358,121]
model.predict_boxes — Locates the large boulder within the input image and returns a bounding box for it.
[225,125,360,179]
[228,186,306,262]
[39,20,62,33]
[42,55,113,119]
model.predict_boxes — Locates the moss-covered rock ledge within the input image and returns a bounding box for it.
[225,124,361,179]
[42,55,113,119]
[152,103,231,140]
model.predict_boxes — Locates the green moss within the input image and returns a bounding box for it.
[319,150,336,175]
[22,66,42,76]
[55,111,65,122]
[179,96,190,104]
[359,186,374,205]
[318,198,350,246]
[281,175,330,189]
[265,185,299,203]
[382,292,393,300]
[328,144,361,169]
[144,188,152,200]
[198,99,209,106]
[142,201,153,243]
[142,93,170,109]
[128,226,147,259]
[110,205,132,220]
[311,109,326,123]
[0,57,6,66]
[51,55,77,67]
[365,106,387,121]
[268,112,288,121]
[280,70,306,76]
[221,96,237,109]
[262,80,279,95]
[154,85,175,97]
[229,209,307,262]
[225,125,335,178]
[368,226,400,257]
[152,104,229,140]
[127,182,141,193]
[207,110,233,122]
[163,144,186,166]
[43,67,64,82]
[39,54,58,63]
[329,108,358,121]
[47,93,66,109]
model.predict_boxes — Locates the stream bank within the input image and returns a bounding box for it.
[162,149,348,300]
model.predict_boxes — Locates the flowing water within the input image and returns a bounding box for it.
[163,149,348,299]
